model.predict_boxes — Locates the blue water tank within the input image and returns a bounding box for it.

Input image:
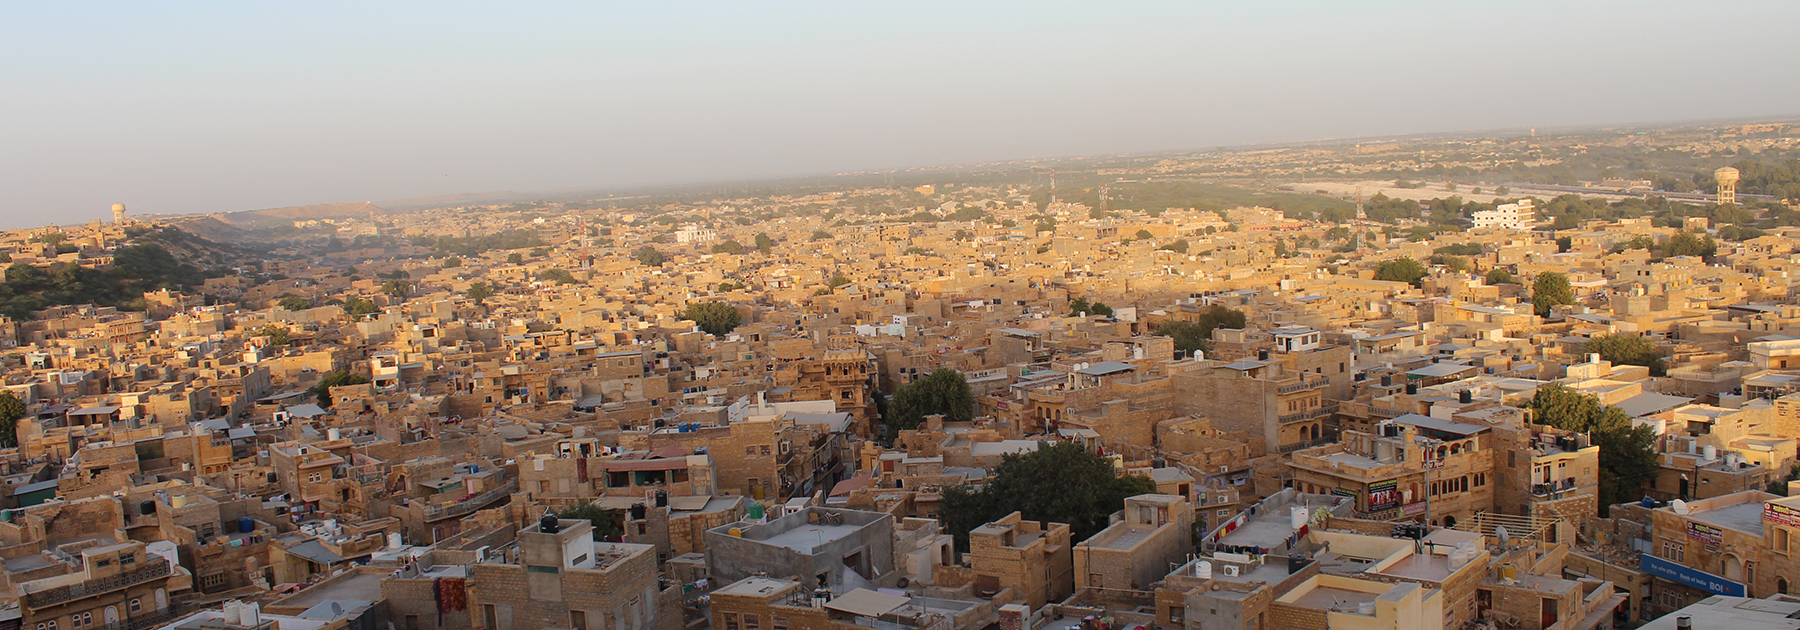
[239,516,254,533]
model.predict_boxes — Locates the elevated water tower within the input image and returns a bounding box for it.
[111,203,127,224]
[1714,167,1740,205]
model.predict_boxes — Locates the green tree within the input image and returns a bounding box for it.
[1157,239,1189,253]
[251,324,290,346]
[754,233,775,251]
[1374,257,1428,287]
[1068,297,1091,316]
[344,295,379,316]
[1664,231,1717,259]
[711,240,746,255]
[1585,334,1667,376]
[810,230,832,241]
[683,301,742,336]
[276,294,309,311]
[442,257,463,268]
[556,503,622,541]
[635,246,665,266]
[1531,272,1574,316]
[466,282,495,304]
[1274,239,1291,258]
[1529,385,1656,513]
[507,252,524,264]
[1134,229,1154,240]
[381,279,410,299]
[1430,255,1472,272]
[886,368,973,441]
[1484,269,1514,285]
[1152,305,1247,358]
[539,269,578,285]
[0,391,23,448]
[312,370,370,408]
[939,442,1156,550]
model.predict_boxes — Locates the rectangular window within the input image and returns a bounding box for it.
[130,599,141,613]
[571,610,588,630]
[724,613,740,630]
[744,615,760,630]
[772,617,787,630]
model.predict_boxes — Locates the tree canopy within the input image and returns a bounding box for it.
[683,301,742,336]
[1068,297,1112,317]
[1528,384,1656,513]
[754,233,776,251]
[312,370,370,408]
[539,269,578,285]
[940,442,1156,550]
[1153,305,1247,358]
[886,368,973,441]
[1483,269,1514,285]
[277,294,309,311]
[0,391,25,448]
[711,240,746,255]
[635,246,665,266]
[344,295,379,316]
[1585,334,1666,376]
[466,282,495,304]
[1531,272,1575,316]
[1374,257,1428,287]
[556,503,622,541]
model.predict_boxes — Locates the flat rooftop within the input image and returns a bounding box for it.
[1288,586,1380,613]
[1086,527,1153,551]
[1371,553,1452,583]
[1685,500,1768,535]
[272,571,386,611]
[756,523,862,554]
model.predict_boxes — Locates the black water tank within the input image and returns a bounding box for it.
[1459,390,1473,404]
[1258,349,1270,361]
[655,490,668,508]
[140,500,156,515]
[630,504,647,520]
[1406,383,1418,395]
[540,514,560,534]
[1381,374,1393,387]
[1287,554,1308,573]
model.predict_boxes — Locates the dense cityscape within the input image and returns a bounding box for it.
[0,117,1794,630]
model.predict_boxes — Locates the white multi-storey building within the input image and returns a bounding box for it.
[1471,199,1536,230]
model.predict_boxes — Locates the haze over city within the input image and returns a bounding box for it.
[6,1,1800,226]
[5,5,1800,630]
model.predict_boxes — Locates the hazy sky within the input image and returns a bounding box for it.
[5,2,1798,227]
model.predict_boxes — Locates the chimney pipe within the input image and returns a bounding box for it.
[1676,615,1691,630]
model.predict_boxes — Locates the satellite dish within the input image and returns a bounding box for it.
[330,602,343,617]
[1494,526,1509,546]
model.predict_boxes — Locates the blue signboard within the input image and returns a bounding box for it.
[1640,553,1745,597]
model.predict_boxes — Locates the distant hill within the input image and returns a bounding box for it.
[217,201,388,228]
[374,191,527,211]
[165,216,252,243]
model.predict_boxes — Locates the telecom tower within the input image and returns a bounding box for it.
[1355,185,1366,220]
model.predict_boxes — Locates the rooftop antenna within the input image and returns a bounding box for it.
[1355,185,1366,220]
[1049,169,1058,205]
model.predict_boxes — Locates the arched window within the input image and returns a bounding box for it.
[1779,578,1789,594]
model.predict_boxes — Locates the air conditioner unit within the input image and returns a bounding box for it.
[1222,565,1241,577]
